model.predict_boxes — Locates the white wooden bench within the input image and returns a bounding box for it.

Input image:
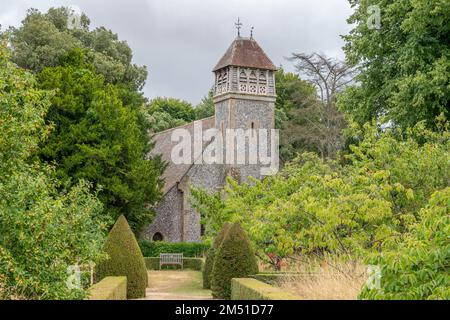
[159,253,183,269]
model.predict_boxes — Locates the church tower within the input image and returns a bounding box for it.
[212,33,277,181]
[141,27,278,244]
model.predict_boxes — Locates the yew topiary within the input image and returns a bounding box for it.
[203,223,231,289]
[96,215,148,299]
[211,222,259,299]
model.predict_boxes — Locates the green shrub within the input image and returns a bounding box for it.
[88,276,127,300]
[144,257,161,270]
[96,215,148,299]
[139,241,209,257]
[231,278,300,300]
[0,43,107,300]
[144,257,203,270]
[211,223,259,299]
[360,188,450,300]
[250,273,303,285]
[203,223,231,289]
[192,124,450,268]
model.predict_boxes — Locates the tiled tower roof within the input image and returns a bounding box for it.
[212,37,277,71]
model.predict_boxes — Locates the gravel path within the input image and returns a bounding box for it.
[137,270,213,300]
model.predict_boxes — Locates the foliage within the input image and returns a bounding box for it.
[286,53,355,159]
[6,6,153,161]
[0,42,107,300]
[147,110,188,133]
[340,0,450,130]
[147,92,215,133]
[211,223,259,299]
[191,188,227,239]
[360,188,450,300]
[36,49,164,232]
[194,91,215,120]
[192,122,450,270]
[8,7,147,90]
[139,240,209,258]
[144,257,204,271]
[148,97,195,122]
[88,276,127,300]
[96,215,148,299]
[275,68,319,161]
[203,223,231,289]
[231,278,300,300]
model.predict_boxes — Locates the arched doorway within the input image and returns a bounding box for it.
[152,232,164,242]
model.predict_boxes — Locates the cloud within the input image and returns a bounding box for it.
[0,0,353,103]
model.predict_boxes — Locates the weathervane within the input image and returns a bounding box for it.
[235,18,243,37]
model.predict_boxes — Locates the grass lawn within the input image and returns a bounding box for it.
[141,270,212,300]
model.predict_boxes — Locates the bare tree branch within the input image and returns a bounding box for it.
[286,52,356,158]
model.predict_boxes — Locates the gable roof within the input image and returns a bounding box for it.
[148,116,216,194]
[213,37,277,72]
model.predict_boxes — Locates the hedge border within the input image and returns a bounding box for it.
[139,241,209,258]
[88,276,127,300]
[250,273,305,285]
[144,257,204,271]
[231,278,300,300]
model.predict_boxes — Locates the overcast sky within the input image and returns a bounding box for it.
[0,0,353,104]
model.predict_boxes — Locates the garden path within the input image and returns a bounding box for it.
[138,270,212,300]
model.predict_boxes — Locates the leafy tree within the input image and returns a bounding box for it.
[340,0,450,129]
[146,97,197,133]
[360,188,450,300]
[8,7,147,90]
[275,68,321,161]
[192,122,449,270]
[36,49,164,232]
[0,42,107,300]
[147,111,188,133]
[195,91,215,120]
[211,223,258,299]
[6,7,151,155]
[96,215,148,299]
[203,223,231,289]
[146,92,215,133]
[148,97,196,122]
[287,53,355,158]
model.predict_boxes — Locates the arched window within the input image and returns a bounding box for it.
[239,70,248,92]
[222,70,228,82]
[222,70,228,91]
[259,71,267,84]
[249,70,257,83]
[239,70,247,82]
[200,224,206,236]
[152,232,164,242]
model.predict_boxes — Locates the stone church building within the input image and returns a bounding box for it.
[141,35,277,242]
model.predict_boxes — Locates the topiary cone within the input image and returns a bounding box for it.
[210,222,258,299]
[96,215,148,299]
[203,222,231,289]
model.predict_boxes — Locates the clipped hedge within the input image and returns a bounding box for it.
[139,240,209,257]
[145,257,204,270]
[96,215,148,299]
[88,276,127,300]
[250,273,304,285]
[231,278,300,300]
[203,223,231,289]
[211,223,259,299]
